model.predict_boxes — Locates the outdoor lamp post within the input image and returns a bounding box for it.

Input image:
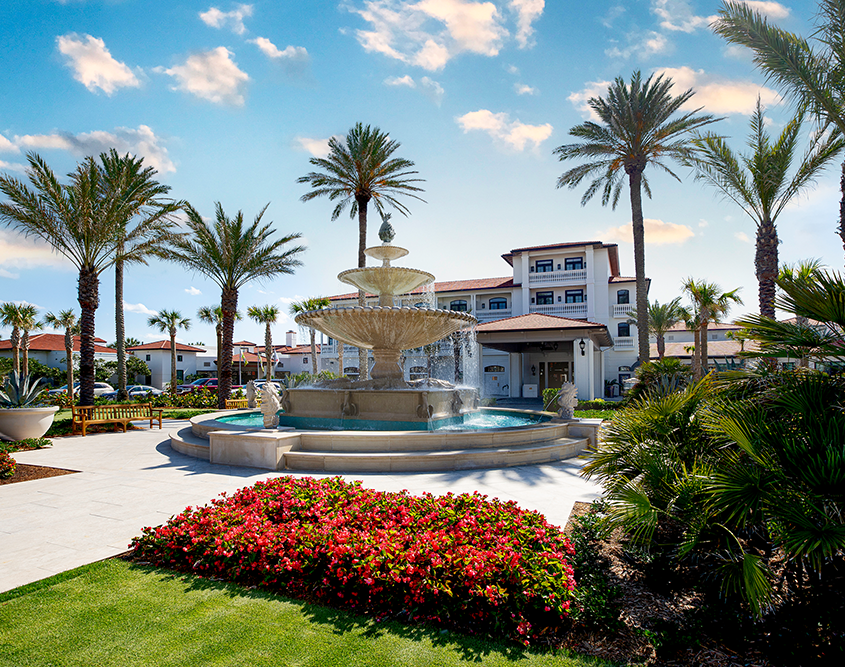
[579,339,586,356]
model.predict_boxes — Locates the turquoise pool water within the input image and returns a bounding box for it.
[215,409,549,432]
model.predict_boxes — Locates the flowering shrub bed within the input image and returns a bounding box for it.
[0,451,16,479]
[131,476,576,645]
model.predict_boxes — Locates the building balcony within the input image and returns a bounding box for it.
[529,303,588,318]
[613,303,634,318]
[476,309,512,321]
[528,269,587,285]
[613,336,635,349]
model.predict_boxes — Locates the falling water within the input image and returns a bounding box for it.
[461,325,479,390]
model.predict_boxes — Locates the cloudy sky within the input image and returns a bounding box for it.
[0,0,838,350]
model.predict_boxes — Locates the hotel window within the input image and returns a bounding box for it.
[409,366,427,380]
[449,299,468,311]
[618,323,630,337]
[485,365,505,372]
[565,289,584,303]
[536,291,554,305]
[203,362,210,367]
[145,354,151,361]
[535,259,553,273]
[564,257,583,271]
[303,357,308,364]
[344,366,359,379]
[489,297,508,310]
[177,355,183,362]
[617,289,630,304]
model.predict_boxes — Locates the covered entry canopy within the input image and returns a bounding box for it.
[475,313,613,352]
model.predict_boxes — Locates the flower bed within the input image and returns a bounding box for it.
[131,476,577,645]
[0,451,16,479]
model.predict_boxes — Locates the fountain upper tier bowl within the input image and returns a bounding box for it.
[337,267,434,303]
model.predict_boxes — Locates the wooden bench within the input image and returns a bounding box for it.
[225,396,262,410]
[72,403,164,436]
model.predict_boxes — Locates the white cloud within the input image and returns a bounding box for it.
[655,66,781,114]
[506,64,519,75]
[349,0,541,71]
[650,0,716,33]
[735,231,751,243]
[600,4,626,28]
[385,74,416,86]
[0,159,26,173]
[15,125,175,173]
[0,135,19,153]
[737,1,790,19]
[601,218,695,245]
[509,0,544,48]
[199,4,253,35]
[124,302,158,316]
[185,287,202,295]
[56,33,140,95]
[0,268,20,279]
[420,76,445,104]
[294,136,333,157]
[514,83,536,95]
[698,219,709,227]
[161,47,249,106]
[0,229,75,271]
[605,30,669,59]
[248,37,310,75]
[568,79,612,120]
[456,109,552,150]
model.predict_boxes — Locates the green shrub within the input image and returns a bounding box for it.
[0,437,52,454]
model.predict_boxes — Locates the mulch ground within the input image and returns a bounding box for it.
[0,463,78,486]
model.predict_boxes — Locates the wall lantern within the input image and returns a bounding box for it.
[531,365,536,376]
[579,339,586,356]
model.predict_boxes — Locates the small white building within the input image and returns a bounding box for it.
[127,341,205,389]
[0,333,116,371]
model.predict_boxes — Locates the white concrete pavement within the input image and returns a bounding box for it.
[0,420,602,593]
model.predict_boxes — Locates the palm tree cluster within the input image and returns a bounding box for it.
[288,297,330,376]
[147,310,191,396]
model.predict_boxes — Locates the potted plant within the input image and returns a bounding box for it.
[0,371,59,441]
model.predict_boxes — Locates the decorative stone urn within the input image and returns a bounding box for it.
[0,406,59,442]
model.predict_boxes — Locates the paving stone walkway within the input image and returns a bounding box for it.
[0,420,601,593]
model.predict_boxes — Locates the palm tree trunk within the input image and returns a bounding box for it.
[700,320,710,378]
[357,195,369,381]
[338,342,344,378]
[839,159,845,258]
[310,329,318,375]
[215,324,222,378]
[265,323,272,381]
[657,335,665,360]
[219,287,237,409]
[756,219,778,319]
[64,329,74,400]
[21,331,29,379]
[115,254,128,401]
[628,169,650,364]
[170,328,177,397]
[692,328,701,382]
[77,267,99,406]
[10,326,20,375]
[453,332,462,384]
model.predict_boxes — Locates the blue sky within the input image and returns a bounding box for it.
[0,0,837,350]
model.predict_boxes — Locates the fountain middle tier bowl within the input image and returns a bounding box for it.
[337,266,434,298]
[295,306,476,351]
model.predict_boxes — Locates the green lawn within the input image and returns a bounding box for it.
[0,559,611,667]
[44,407,217,437]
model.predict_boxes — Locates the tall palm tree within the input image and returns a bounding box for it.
[148,310,191,396]
[554,71,719,363]
[682,278,743,379]
[247,304,281,380]
[0,153,177,405]
[99,149,182,401]
[0,302,25,374]
[629,297,685,360]
[693,99,843,318]
[714,0,845,257]
[288,297,331,375]
[17,304,42,379]
[297,122,426,380]
[167,203,305,409]
[44,309,79,395]
[198,305,241,377]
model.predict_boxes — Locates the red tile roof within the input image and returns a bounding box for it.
[0,333,113,354]
[665,321,741,333]
[128,341,206,352]
[651,339,758,359]
[233,340,255,346]
[328,276,515,301]
[609,276,637,283]
[476,313,607,332]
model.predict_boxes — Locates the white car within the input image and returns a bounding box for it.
[47,382,114,397]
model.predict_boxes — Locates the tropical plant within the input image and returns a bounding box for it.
[0,302,28,374]
[288,297,330,375]
[714,0,845,257]
[99,149,181,401]
[628,297,685,360]
[147,310,191,396]
[198,305,242,376]
[0,371,46,407]
[0,153,177,406]
[681,279,742,380]
[297,122,426,380]
[625,357,694,402]
[693,99,843,317]
[247,305,281,380]
[555,71,719,363]
[167,203,305,409]
[44,309,79,401]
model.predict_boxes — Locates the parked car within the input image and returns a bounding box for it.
[177,378,217,394]
[47,382,114,397]
[48,382,80,396]
[252,379,283,391]
[101,385,164,400]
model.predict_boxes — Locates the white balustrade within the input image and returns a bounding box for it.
[613,304,634,318]
[614,337,635,349]
[529,303,588,317]
[528,269,587,285]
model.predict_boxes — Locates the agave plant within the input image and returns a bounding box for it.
[0,371,46,407]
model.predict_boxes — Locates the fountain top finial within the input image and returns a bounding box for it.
[378,217,396,244]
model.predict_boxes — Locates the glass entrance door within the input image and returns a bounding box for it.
[549,361,570,388]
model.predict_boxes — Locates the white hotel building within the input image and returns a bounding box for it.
[321,240,644,401]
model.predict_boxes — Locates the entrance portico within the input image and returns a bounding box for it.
[475,313,613,401]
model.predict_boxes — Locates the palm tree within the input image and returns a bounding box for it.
[99,149,182,401]
[297,122,426,380]
[682,278,743,379]
[714,0,845,257]
[17,305,42,379]
[247,305,281,380]
[0,153,177,405]
[629,297,685,360]
[44,309,79,395]
[693,99,843,318]
[198,305,242,377]
[147,310,191,396]
[0,303,25,374]
[167,203,305,409]
[554,71,719,364]
[288,297,331,375]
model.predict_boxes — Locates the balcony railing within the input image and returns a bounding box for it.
[476,309,512,320]
[613,337,635,349]
[613,303,634,318]
[528,269,587,285]
[529,303,588,317]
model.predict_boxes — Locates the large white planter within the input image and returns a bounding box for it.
[0,406,60,442]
